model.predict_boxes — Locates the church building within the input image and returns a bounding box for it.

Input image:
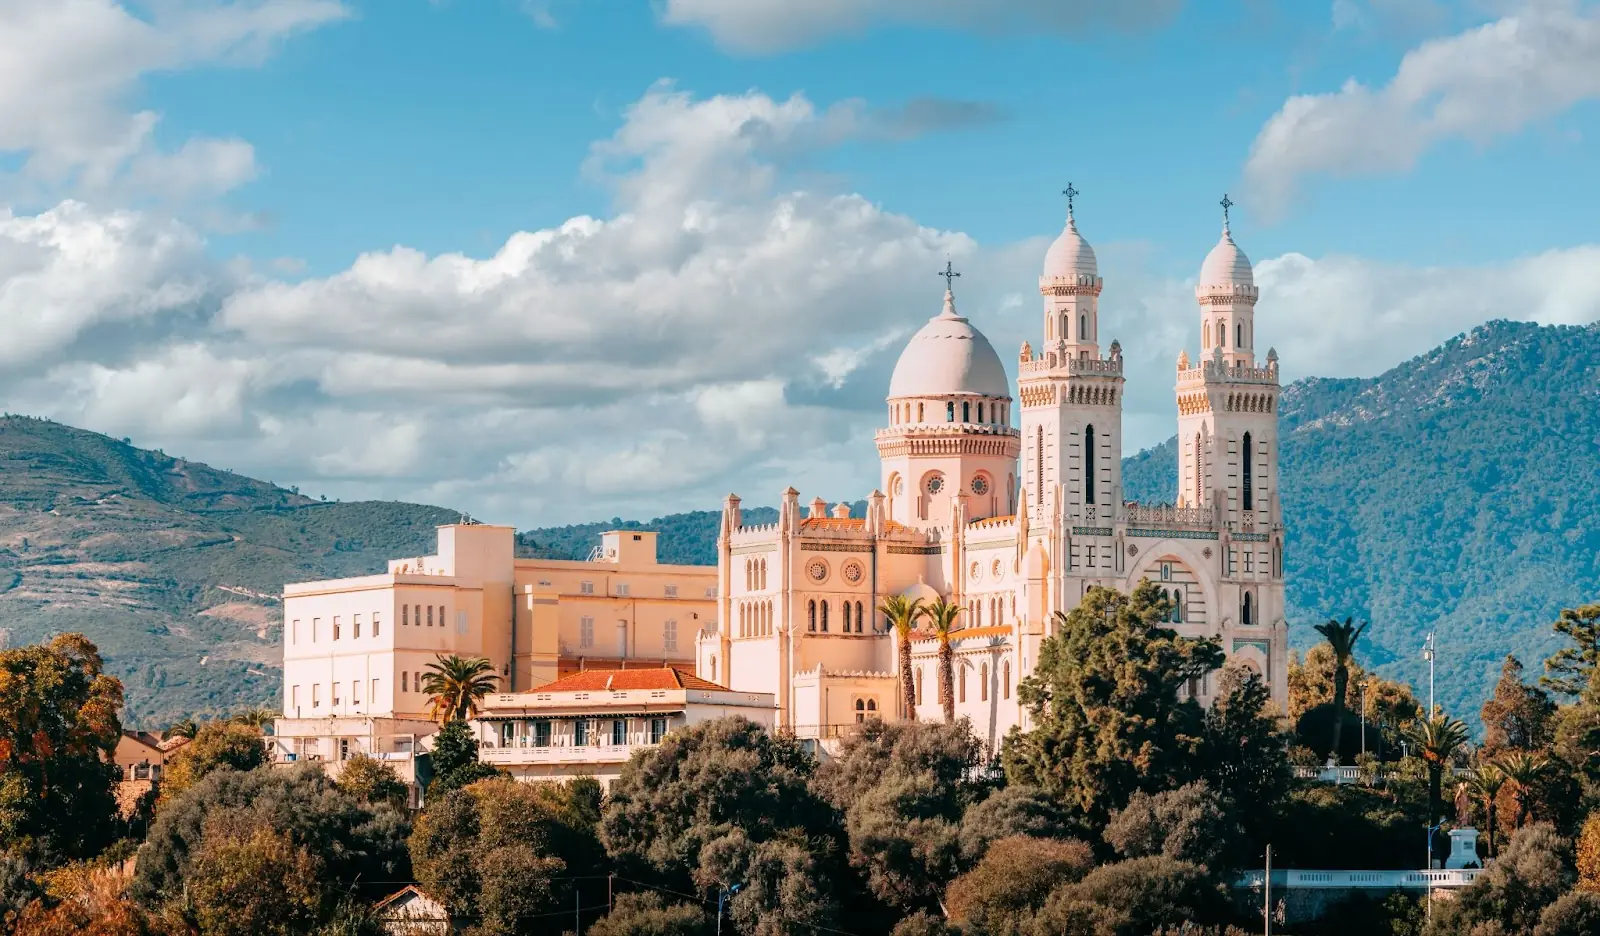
[699,194,1290,753]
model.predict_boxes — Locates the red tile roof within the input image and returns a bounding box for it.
[534,668,732,693]
[799,517,866,530]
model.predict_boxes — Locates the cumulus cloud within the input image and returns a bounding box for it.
[0,0,348,201]
[2,83,1598,528]
[659,0,1183,53]
[1246,2,1600,211]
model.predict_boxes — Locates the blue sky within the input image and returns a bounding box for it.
[2,0,1599,526]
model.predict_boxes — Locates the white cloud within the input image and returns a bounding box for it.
[1,84,1598,527]
[660,0,1182,53]
[1246,2,1600,211]
[0,0,347,200]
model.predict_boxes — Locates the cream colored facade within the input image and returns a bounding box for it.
[699,201,1291,754]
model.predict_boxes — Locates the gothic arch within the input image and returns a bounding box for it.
[1126,544,1221,629]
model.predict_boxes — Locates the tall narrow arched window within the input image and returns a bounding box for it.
[962,401,970,422]
[1035,427,1045,505]
[1084,424,1096,504]
[1242,592,1254,627]
[856,601,865,633]
[1218,319,1227,347]
[808,600,816,632]
[1003,660,1012,699]
[980,662,989,701]
[1173,589,1183,623]
[821,601,829,633]
[1193,433,1203,506]
[1236,322,1243,348]
[1060,313,1068,339]
[1080,314,1087,341]
[977,402,985,423]
[916,668,924,706]
[1241,431,1254,510]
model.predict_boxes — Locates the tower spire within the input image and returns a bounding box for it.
[1220,193,1233,233]
[1063,182,1079,222]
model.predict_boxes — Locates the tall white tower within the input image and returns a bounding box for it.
[1019,188,1125,595]
[1175,195,1287,702]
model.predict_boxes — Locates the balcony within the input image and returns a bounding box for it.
[479,744,640,766]
[1237,868,1484,890]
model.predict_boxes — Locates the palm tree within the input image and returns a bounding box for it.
[878,594,926,720]
[421,655,498,724]
[232,707,278,734]
[164,718,198,741]
[1462,765,1507,857]
[920,598,964,724]
[1410,713,1470,829]
[1313,616,1369,763]
[1493,751,1550,829]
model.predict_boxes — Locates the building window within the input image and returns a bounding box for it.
[1241,431,1254,510]
[612,719,626,746]
[534,721,551,747]
[650,717,667,744]
[820,601,829,633]
[291,619,299,643]
[333,616,341,640]
[1003,660,1011,700]
[352,680,360,704]
[807,601,816,632]
[1242,592,1254,627]
[1218,319,1227,347]
[1173,589,1183,623]
[665,585,678,597]
[1237,322,1244,348]
[916,668,924,706]
[403,605,409,626]
[946,401,955,422]
[291,685,299,709]
[959,667,966,703]
[856,601,865,633]
[1080,313,1088,340]
[439,606,446,629]
[855,699,866,724]
[339,738,352,761]
[1036,426,1044,506]
[353,614,362,639]
[580,617,595,649]
[842,602,852,632]
[332,683,341,706]
[962,401,970,422]
[426,606,433,627]
[372,613,380,638]
[573,719,588,746]
[371,679,378,704]
[981,662,989,701]
[581,581,595,595]
[312,684,321,708]
[1193,433,1204,506]
[617,583,630,596]
[977,402,984,422]
[1084,425,1096,504]
[402,672,408,693]
[664,619,678,651]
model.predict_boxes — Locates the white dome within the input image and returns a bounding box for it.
[1200,228,1254,287]
[1042,217,1098,279]
[887,291,1010,399]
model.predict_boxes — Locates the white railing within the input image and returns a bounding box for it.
[1237,869,1484,890]
[1069,356,1122,375]
[1123,503,1217,527]
[479,745,638,766]
[1294,766,1477,784]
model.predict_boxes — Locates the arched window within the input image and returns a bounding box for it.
[1218,319,1227,347]
[1173,588,1183,623]
[1236,322,1244,348]
[1060,313,1068,339]
[738,604,745,638]
[867,699,877,713]
[1193,433,1203,506]
[808,600,816,632]
[842,602,851,632]
[1035,427,1045,505]
[977,402,985,422]
[710,657,717,682]
[1080,314,1087,341]
[855,699,866,724]
[1242,592,1254,627]
[1084,424,1096,504]
[1241,431,1254,510]
[917,402,924,421]
[916,668,924,706]
[744,560,751,592]
[947,401,955,422]
[962,401,971,422]
[959,666,967,703]
[1003,660,1012,699]
[980,662,989,701]
[821,601,829,633]
[856,601,865,633]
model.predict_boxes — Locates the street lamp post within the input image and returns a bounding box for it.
[1422,632,1436,717]
[1359,679,1368,759]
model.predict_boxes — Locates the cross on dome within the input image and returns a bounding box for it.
[939,259,961,291]
[1063,182,1079,220]
[1220,193,1234,232]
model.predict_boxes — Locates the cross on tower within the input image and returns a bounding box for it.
[1220,193,1234,230]
[1063,183,1079,220]
[939,259,960,291]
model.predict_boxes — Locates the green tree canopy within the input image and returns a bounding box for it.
[335,753,410,809]
[587,891,710,936]
[426,718,502,794]
[1482,654,1557,754]
[159,720,268,801]
[1000,581,1223,826]
[0,633,124,863]
[1544,604,1600,697]
[944,835,1093,936]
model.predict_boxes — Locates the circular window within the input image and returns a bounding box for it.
[806,559,829,583]
[991,559,1002,579]
[969,561,981,581]
[971,475,989,495]
[926,475,945,495]
[842,560,864,585]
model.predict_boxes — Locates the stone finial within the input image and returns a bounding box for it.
[1020,340,1032,362]
[809,497,828,519]
[1177,349,1190,369]
[1267,346,1279,363]
[831,502,850,520]
[1109,339,1122,358]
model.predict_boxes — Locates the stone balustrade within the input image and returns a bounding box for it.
[1123,502,1218,527]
